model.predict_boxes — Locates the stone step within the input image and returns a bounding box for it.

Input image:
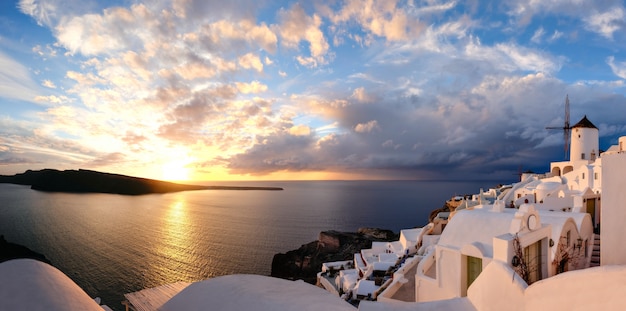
[591,234,600,267]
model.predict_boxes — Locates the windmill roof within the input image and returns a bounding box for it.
[572,115,597,129]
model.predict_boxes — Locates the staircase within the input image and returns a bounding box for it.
[590,234,601,267]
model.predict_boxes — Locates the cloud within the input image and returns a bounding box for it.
[355,120,379,133]
[55,7,130,55]
[289,124,311,136]
[0,51,42,103]
[548,30,563,42]
[34,95,70,104]
[236,81,268,94]
[205,19,278,53]
[531,27,545,43]
[583,7,625,39]
[42,79,56,88]
[505,0,625,39]
[464,39,562,74]
[607,56,626,79]
[0,115,99,169]
[351,87,374,103]
[85,152,127,167]
[32,44,58,58]
[277,3,329,67]
[18,0,59,27]
[227,132,320,174]
[0,156,38,166]
[326,0,426,42]
[238,53,264,72]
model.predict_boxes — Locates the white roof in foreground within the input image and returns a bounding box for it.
[0,259,103,311]
[159,274,355,311]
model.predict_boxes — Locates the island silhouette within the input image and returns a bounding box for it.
[0,169,282,195]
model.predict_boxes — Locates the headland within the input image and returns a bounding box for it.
[0,169,283,195]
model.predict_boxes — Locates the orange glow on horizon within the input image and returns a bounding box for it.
[115,162,404,183]
[190,168,391,182]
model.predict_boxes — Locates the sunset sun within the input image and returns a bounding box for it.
[161,162,191,181]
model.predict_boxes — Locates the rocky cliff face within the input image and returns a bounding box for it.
[271,228,398,284]
[0,236,51,264]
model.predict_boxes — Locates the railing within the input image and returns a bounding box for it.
[317,273,340,296]
[376,255,423,302]
[417,249,437,280]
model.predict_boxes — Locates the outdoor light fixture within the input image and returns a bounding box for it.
[512,256,521,267]
[549,239,555,247]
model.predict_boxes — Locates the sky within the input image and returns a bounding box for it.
[1,0,626,182]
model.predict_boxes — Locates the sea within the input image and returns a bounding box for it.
[0,180,502,310]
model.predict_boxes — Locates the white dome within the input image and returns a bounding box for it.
[0,259,102,311]
[160,274,355,311]
[536,181,561,191]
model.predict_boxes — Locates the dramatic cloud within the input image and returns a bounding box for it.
[2,0,626,181]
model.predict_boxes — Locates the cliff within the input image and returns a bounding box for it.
[271,228,398,284]
[0,236,51,264]
[0,169,282,195]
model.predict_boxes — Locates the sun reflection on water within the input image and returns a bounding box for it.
[150,195,197,284]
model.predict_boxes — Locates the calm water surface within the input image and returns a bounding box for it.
[0,180,497,310]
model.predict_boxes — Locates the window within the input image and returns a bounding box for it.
[582,173,585,179]
[594,173,598,180]
[581,153,585,160]
[567,231,571,246]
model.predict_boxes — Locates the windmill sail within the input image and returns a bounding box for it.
[546,95,571,159]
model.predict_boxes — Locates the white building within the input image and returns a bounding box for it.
[414,203,591,302]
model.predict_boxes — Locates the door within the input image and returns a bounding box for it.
[467,256,482,289]
[586,198,596,228]
[524,241,542,284]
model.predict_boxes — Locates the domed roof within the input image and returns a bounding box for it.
[572,115,597,129]
[0,259,103,311]
[160,274,355,311]
[536,181,561,191]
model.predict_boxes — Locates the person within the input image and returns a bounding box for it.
[509,201,515,208]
